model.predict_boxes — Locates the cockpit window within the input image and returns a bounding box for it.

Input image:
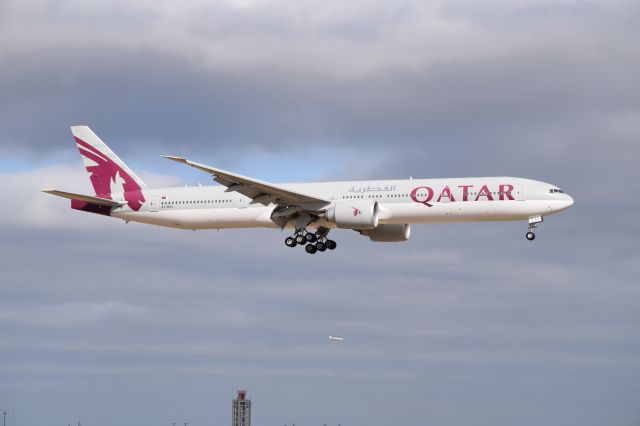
[549,188,565,194]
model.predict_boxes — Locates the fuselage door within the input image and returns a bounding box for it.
[238,195,248,209]
[515,186,527,201]
[149,196,159,212]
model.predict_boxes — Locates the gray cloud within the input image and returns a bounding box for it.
[2,0,638,161]
[1,209,639,425]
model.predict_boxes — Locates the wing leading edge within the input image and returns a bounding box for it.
[163,156,330,207]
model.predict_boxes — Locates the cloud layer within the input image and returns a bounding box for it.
[1,1,640,425]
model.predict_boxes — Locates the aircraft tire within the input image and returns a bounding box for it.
[526,231,536,241]
[305,244,317,254]
[285,237,297,247]
[295,234,306,245]
[316,241,326,252]
[325,240,337,250]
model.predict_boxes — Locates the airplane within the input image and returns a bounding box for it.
[329,336,345,341]
[44,126,574,254]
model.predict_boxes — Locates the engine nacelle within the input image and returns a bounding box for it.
[326,200,379,229]
[360,224,411,242]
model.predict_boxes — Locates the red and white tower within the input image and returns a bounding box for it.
[232,390,251,426]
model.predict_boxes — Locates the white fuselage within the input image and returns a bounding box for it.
[106,177,574,230]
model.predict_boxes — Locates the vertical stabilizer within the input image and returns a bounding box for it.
[71,125,146,211]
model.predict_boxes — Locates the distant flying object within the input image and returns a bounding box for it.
[329,336,344,341]
[44,126,574,252]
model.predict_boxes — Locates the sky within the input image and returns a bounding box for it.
[1,0,639,425]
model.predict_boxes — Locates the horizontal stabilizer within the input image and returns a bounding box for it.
[42,190,124,207]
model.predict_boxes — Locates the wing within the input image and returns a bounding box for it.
[43,189,124,207]
[163,156,330,207]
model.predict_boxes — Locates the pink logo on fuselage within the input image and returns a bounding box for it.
[411,184,515,207]
[75,137,145,211]
[353,207,362,216]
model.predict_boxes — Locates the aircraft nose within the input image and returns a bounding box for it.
[564,194,574,209]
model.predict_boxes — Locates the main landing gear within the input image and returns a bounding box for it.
[285,227,337,254]
[526,216,543,241]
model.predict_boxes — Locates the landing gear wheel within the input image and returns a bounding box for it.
[526,231,536,241]
[295,234,306,245]
[305,244,318,254]
[325,239,337,250]
[306,233,317,243]
[285,237,297,247]
[316,241,326,252]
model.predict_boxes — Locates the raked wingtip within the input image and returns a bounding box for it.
[162,155,187,163]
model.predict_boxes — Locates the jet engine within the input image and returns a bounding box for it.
[360,224,411,242]
[326,200,379,229]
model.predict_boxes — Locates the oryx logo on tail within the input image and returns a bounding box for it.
[72,126,146,211]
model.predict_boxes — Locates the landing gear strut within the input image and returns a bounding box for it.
[526,216,543,241]
[284,227,337,253]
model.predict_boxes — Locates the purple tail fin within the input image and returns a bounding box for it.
[71,126,146,211]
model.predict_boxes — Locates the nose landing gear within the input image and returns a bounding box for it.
[526,216,543,241]
[284,227,337,254]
